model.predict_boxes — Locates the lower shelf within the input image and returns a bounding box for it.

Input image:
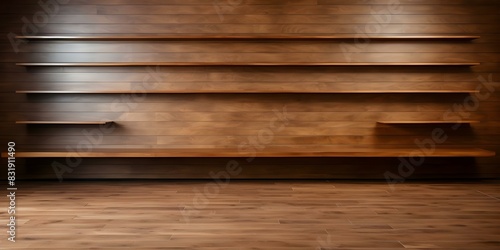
[16,90,480,94]
[16,62,481,67]
[377,121,480,124]
[16,121,113,125]
[2,147,495,158]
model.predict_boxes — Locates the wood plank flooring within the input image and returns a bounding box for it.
[0,180,499,249]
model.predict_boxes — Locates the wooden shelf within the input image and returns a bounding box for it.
[16,62,480,67]
[15,35,480,41]
[16,121,113,125]
[1,147,495,158]
[16,90,480,94]
[377,121,480,124]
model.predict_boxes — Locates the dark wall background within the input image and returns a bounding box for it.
[0,0,499,180]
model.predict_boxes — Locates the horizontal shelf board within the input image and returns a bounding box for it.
[1,147,495,158]
[16,62,481,67]
[16,121,113,125]
[377,120,480,124]
[15,35,480,40]
[16,90,480,94]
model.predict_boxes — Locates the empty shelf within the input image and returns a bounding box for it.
[16,121,113,125]
[15,35,480,40]
[377,121,480,124]
[16,62,481,67]
[16,90,481,94]
[1,147,495,158]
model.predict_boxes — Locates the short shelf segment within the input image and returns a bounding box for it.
[377,121,480,124]
[16,62,481,67]
[16,121,113,125]
[15,35,480,40]
[0,147,495,158]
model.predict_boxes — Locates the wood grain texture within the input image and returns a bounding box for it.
[16,62,482,67]
[0,180,498,249]
[15,35,481,40]
[377,120,481,124]
[16,121,113,125]
[15,90,482,94]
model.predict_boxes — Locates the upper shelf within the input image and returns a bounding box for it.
[16,62,480,67]
[15,35,480,41]
[16,90,480,94]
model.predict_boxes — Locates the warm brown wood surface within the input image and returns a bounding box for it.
[1,147,495,158]
[15,89,482,94]
[15,35,481,40]
[16,62,481,67]
[377,120,481,124]
[1,180,499,249]
[16,121,112,125]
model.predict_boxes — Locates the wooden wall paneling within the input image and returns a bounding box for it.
[10,42,500,54]
[9,23,497,34]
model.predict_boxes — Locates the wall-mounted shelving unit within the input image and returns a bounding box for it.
[11,34,493,159]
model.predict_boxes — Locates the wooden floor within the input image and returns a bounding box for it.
[1,180,499,249]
